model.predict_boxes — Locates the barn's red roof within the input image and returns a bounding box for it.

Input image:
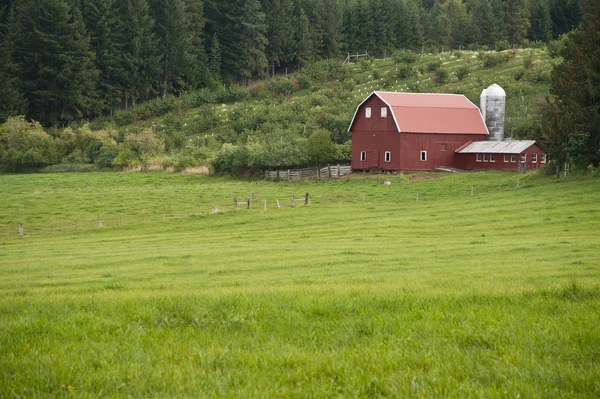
[349,91,489,135]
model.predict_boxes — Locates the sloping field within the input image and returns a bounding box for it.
[0,171,599,397]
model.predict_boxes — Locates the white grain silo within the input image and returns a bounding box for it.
[480,83,506,142]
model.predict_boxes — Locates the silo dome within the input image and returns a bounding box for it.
[486,83,506,98]
[482,83,506,142]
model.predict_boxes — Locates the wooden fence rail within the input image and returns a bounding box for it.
[265,165,352,180]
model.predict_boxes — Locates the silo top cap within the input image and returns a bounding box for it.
[486,83,506,97]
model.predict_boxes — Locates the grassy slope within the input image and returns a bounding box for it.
[0,171,599,397]
[128,49,551,145]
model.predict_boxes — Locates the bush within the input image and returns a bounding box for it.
[40,163,100,173]
[0,116,59,172]
[513,69,525,81]
[427,61,441,72]
[392,49,419,64]
[394,64,415,79]
[372,70,380,80]
[212,143,249,175]
[454,66,470,81]
[483,53,511,68]
[296,74,312,90]
[434,68,449,84]
[495,40,511,51]
[523,54,534,69]
[453,51,463,59]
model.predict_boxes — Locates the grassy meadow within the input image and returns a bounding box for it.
[1,171,599,397]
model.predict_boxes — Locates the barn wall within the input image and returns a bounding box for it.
[455,145,546,170]
[399,133,484,170]
[351,95,401,170]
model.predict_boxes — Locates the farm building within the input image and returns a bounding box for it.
[349,88,545,172]
[455,140,546,171]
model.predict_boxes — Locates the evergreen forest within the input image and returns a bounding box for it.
[0,0,586,126]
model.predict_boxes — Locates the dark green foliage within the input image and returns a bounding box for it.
[434,68,449,84]
[454,66,470,80]
[427,61,441,72]
[541,2,600,169]
[0,117,59,171]
[12,0,98,126]
[392,49,419,64]
[482,52,512,67]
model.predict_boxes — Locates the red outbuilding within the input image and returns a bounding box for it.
[454,140,546,171]
[349,91,489,171]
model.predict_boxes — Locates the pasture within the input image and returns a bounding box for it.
[0,171,599,397]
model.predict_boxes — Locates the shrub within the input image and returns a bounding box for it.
[306,129,336,166]
[454,66,470,81]
[434,68,449,84]
[392,49,419,64]
[296,74,312,90]
[395,64,415,79]
[523,54,534,69]
[453,51,463,59]
[372,70,380,80]
[495,40,511,51]
[513,69,525,81]
[212,143,249,175]
[427,61,441,72]
[40,163,100,173]
[0,116,58,172]
[483,53,511,68]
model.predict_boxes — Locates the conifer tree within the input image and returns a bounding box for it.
[12,0,97,125]
[0,6,25,122]
[209,33,221,79]
[238,0,268,83]
[530,0,553,42]
[184,0,210,88]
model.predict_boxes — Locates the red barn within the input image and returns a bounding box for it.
[349,91,488,171]
[455,140,546,171]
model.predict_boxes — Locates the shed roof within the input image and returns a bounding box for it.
[349,91,489,135]
[456,140,537,154]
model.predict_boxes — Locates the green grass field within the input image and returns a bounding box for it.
[1,171,599,397]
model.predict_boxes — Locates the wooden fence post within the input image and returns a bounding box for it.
[19,224,23,237]
[328,165,332,178]
[234,196,238,210]
[299,170,302,179]
[317,168,320,178]
[264,200,267,211]
[291,194,295,208]
[265,170,268,179]
[305,193,309,205]
[247,197,251,210]
[287,169,291,181]
[277,199,281,209]
[337,164,341,177]
[416,192,419,203]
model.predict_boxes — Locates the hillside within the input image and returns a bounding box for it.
[99,48,552,172]
[0,171,599,396]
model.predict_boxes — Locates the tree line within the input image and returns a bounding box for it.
[0,0,587,127]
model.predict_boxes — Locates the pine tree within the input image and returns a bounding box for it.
[542,0,600,168]
[506,0,531,45]
[184,0,210,88]
[116,0,160,107]
[238,0,268,83]
[529,0,552,42]
[149,0,191,97]
[293,6,312,67]
[0,5,25,122]
[12,0,97,125]
[549,0,582,38]
[209,33,221,79]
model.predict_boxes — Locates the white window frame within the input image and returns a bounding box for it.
[420,151,427,161]
[381,107,388,118]
[532,153,538,163]
[385,151,391,162]
[541,154,546,164]
[365,107,371,119]
[483,153,489,162]
[511,154,517,163]
[476,154,482,162]
[521,154,527,163]
[504,154,509,163]
[490,154,495,162]
[360,151,366,162]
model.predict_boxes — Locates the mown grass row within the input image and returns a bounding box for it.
[0,172,599,396]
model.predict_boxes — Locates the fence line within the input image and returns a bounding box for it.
[265,165,352,180]
[0,177,531,240]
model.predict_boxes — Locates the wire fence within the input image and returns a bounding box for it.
[0,175,535,240]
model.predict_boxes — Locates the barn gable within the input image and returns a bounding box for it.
[349,91,489,135]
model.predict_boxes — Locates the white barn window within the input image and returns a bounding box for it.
[381,107,388,118]
[420,151,427,161]
[532,153,538,163]
[360,151,366,161]
[490,154,495,162]
[476,154,482,162]
[365,107,371,118]
[504,154,509,163]
[385,151,391,162]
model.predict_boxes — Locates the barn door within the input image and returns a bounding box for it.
[367,151,379,168]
